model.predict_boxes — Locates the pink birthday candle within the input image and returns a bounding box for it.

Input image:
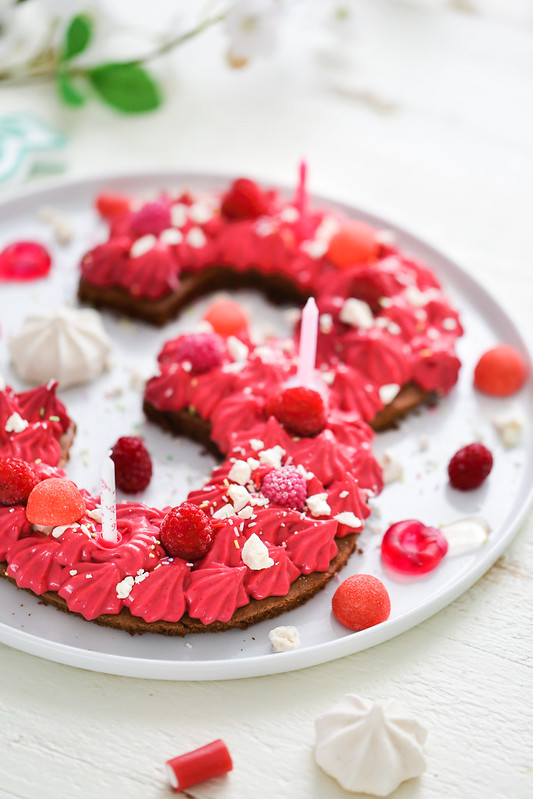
[294,160,309,239]
[296,297,319,388]
[100,451,118,543]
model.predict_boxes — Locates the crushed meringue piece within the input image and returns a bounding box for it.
[228,459,252,486]
[213,504,235,520]
[339,297,373,329]
[159,228,183,245]
[227,336,249,363]
[116,575,135,599]
[130,234,157,258]
[306,493,331,517]
[269,625,300,652]
[379,383,400,405]
[377,450,404,484]
[259,446,285,469]
[5,412,29,434]
[170,203,188,227]
[334,512,363,528]
[186,227,207,248]
[492,409,525,448]
[241,533,274,570]
[227,484,252,513]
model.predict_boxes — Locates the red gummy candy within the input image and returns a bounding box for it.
[95,192,133,220]
[474,345,527,397]
[332,574,391,631]
[166,739,233,793]
[26,478,86,527]
[326,220,379,270]
[0,241,51,282]
[381,519,448,575]
[203,299,249,337]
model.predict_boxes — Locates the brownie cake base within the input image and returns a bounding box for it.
[0,533,357,636]
[79,265,309,327]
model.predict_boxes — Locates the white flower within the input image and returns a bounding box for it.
[0,1,51,72]
[225,0,283,62]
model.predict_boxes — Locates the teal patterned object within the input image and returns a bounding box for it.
[0,115,67,185]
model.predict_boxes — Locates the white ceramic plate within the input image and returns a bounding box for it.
[0,171,531,681]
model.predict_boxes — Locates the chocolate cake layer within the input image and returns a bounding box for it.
[0,533,357,636]
[79,266,309,326]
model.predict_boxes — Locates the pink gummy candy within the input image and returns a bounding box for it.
[0,242,52,282]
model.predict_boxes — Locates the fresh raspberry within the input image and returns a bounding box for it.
[261,466,307,510]
[448,443,493,490]
[220,178,270,220]
[174,332,225,374]
[265,386,327,437]
[0,458,40,506]
[26,478,85,527]
[110,437,153,493]
[0,241,51,282]
[95,192,132,220]
[332,574,391,631]
[203,299,249,337]
[130,201,171,238]
[326,220,380,269]
[474,345,527,397]
[160,502,215,561]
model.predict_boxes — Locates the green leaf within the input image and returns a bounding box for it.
[88,64,161,113]
[57,71,86,107]
[64,14,93,60]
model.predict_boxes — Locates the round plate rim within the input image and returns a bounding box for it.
[0,169,531,681]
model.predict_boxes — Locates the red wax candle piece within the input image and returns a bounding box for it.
[166,739,233,792]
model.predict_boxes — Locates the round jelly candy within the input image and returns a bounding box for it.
[26,478,86,527]
[381,519,448,575]
[332,574,391,631]
[326,220,379,269]
[0,241,51,282]
[474,345,527,397]
[203,299,249,337]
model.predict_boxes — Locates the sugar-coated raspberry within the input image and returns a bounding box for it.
[130,201,171,238]
[448,443,493,491]
[326,220,379,269]
[474,345,527,397]
[174,332,225,375]
[95,192,132,220]
[160,502,214,561]
[332,574,391,631]
[220,178,270,220]
[265,386,327,437]
[203,299,249,337]
[110,436,153,494]
[0,241,51,282]
[26,478,86,527]
[381,520,448,574]
[0,458,40,506]
[261,466,307,510]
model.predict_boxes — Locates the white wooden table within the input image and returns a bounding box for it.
[0,2,532,797]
